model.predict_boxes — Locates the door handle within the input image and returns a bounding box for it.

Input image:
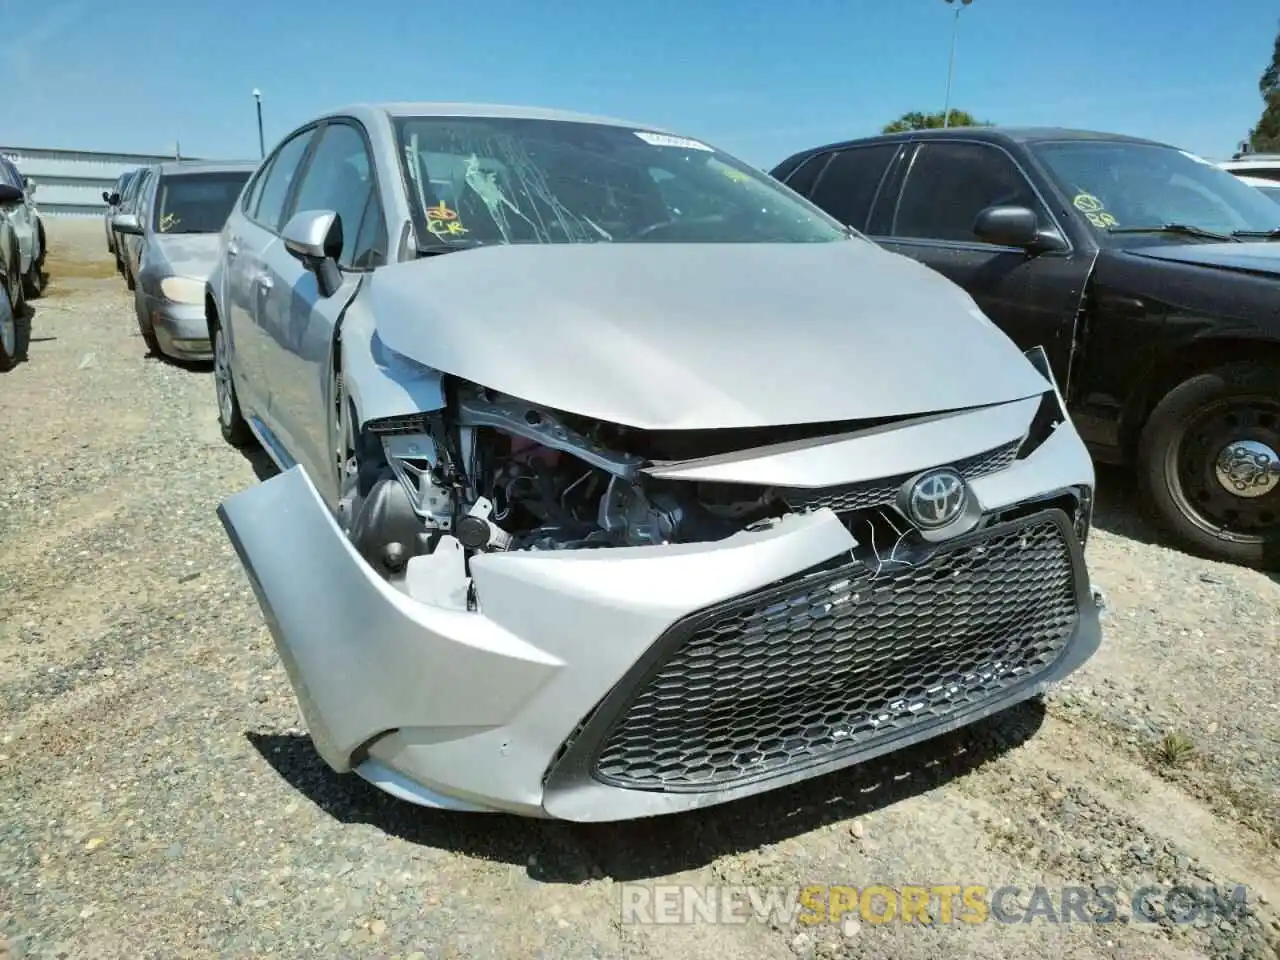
[257,274,273,290]
[226,240,239,258]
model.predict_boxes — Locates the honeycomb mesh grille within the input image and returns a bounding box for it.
[591,514,1078,792]
[779,439,1021,515]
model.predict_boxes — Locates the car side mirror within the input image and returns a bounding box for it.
[0,184,22,205]
[282,209,344,298]
[973,204,1069,254]
[112,213,143,235]
[973,205,1040,247]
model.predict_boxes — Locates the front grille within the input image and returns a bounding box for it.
[779,439,1020,516]
[590,512,1079,792]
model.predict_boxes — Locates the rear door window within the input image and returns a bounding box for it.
[780,153,831,197]
[807,144,898,231]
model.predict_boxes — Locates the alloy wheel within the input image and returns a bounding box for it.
[214,329,234,427]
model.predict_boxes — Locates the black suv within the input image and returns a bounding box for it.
[772,128,1280,569]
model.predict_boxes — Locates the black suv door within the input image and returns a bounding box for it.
[869,139,1093,388]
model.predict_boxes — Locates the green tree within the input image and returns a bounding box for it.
[1247,27,1280,152]
[882,109,991,133]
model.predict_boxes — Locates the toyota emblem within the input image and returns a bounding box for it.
[903,469,967,529]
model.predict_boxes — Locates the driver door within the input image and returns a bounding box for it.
[0,160,33,274]
[256,119,384,499]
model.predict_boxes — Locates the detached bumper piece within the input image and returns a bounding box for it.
[547,509,1087,797]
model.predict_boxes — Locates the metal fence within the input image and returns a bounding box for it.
[0,145,199,218]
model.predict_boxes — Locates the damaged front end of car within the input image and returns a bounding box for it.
[219,337,1105,821]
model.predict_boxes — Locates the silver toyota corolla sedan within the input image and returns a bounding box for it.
[210,102,1106,822]
[113,159,255,360]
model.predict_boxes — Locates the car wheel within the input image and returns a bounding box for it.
[0,279,29,371]
[134,290,160,355]
[213,322,252,447]
[1137,361,1280,569]
[5,234,25,317]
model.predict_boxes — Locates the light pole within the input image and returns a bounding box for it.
[253,89,265,159]
[942,0,974,128]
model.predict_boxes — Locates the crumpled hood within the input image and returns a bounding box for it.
[149,233,222,282]
[367,239,1050,431]
[1125,241,1280,278]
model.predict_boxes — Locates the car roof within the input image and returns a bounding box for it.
[777,126,1175,166]
[320,101,670,133]
[155,159,258,177]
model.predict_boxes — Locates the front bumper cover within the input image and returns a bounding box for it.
[141,295,211,359]
[219,408,1104,822]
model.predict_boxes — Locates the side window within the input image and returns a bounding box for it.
[893,142,1044,243]
[807,145,898,231]
[254,129,316,233]
[241,163,271,217]
[781,152,831,198]
[287,122,376,267]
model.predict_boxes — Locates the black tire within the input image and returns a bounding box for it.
[134,290,160,355]
[124,260,135,291]
[6,233,24,317]
[1136,361,1280,570]
[0,279,29,371]
[213,320,253,447]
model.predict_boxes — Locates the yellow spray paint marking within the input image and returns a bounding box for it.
[1072,193,1103,214]
[426,201,468,237]
[159,212,179,232]
[1073,193,1118,228]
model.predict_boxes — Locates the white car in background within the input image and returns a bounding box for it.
[1219,153,1280,183]
[1234,173,1280,204]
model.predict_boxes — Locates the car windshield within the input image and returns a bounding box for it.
[1030,141,1280,240]
[392,115,849,247]
[152,171,252,234]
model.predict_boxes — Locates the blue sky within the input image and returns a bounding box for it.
[1,0,1274,168]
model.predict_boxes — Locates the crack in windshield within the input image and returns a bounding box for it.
[394,116,850,250]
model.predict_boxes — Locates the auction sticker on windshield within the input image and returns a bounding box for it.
[634,131,713,151]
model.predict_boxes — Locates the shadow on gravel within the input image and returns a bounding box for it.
[246,698,1045,882]
[238,445,279,482]
[1089,465,1164,546]
[1092,465,1280,582]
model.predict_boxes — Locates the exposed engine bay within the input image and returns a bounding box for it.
[337,383,812,583]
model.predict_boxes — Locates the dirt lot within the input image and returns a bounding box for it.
[2,219,1278,960]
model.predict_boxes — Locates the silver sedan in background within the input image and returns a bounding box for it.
[113,159,255,360]
[102,168,139,255]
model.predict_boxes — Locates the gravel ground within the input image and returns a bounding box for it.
[1,219,1278,960]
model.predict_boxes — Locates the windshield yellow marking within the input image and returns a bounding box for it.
[425,201,468,238]
[1073,193,1118,228]
[159,212,179,232]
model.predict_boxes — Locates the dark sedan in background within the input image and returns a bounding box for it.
[772,128,1280,569]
